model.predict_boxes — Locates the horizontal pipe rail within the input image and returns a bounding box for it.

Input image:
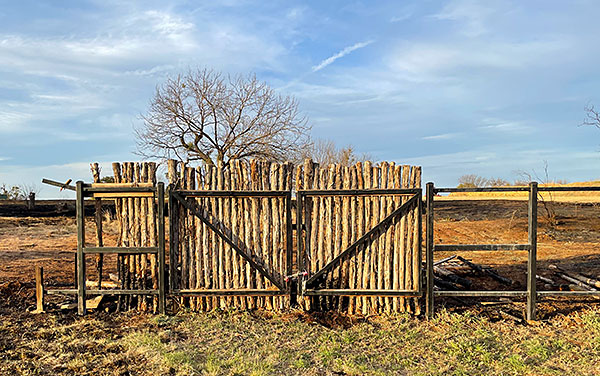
[175,190,290,197]
[435,291,528,297]
[298,188,420,196]
[435,187,530,193]
[174,289,287,296]
[46,289,77,295]
[538,186,600,192]
[434,244,530,252]
[303,289,421,297]
[537,291,600,297]
[435,186,600,193]
[83,246,159,254]
[86,289,159,295]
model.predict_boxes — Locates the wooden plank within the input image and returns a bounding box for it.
[41,178,76,191]
[88,182,154,188]
[89,192,155,198]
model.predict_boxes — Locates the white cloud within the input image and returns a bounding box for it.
[422,133,459,140]
[432,0,496,37]
[312,40,374,72]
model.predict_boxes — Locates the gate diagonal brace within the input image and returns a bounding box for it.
[304,193,420,288]
[171,192,285,291]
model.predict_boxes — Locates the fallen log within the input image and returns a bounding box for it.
[434,277,461,290]
[549,264,600,289]
[434,266,472,288]
[556,273,598,291]
[536,275,555,285]
[457,256,512,285]
[434,255,457,266]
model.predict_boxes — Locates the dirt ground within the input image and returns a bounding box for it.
[1,198,600,318]
[2,199,600,375]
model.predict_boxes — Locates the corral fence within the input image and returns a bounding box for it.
[38,161,600,320]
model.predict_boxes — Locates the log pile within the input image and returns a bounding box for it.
[537,264,600,292]
[433,255,513,291]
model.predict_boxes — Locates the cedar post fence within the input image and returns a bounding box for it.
[39,160,600,319]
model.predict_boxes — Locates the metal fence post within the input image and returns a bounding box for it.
[527,181,538,321]
[157,182,166,314]
[425,182,435,318]
[76,181,86,316]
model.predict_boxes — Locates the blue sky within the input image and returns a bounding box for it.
[1,0,600,198]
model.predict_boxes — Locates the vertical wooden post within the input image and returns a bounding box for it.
[425,182,434,318]
[167,160,178,293]
[76,181,86,316]
[157,182,166,314]
[35,265,44,313]
[295,191,303,299]
[90,163,104,289]
[527,181,538,321]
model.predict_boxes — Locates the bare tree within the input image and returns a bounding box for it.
[583,104,600,128]
[302,138,373,166]
[136,68,311,166]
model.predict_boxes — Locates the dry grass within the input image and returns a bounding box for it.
[2,307,600,375]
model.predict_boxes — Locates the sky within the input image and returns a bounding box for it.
[1,0,600,198]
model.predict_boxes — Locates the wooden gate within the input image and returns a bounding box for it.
[294,160,423,314]
[167,160,295,310]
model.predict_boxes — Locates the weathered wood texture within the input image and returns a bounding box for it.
[296,160,422,314]
[168,159,293,311]
[99,162,159,312]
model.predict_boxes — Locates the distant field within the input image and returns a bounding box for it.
[441,181,600,202]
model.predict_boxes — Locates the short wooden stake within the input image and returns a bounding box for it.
[35,265,44,313]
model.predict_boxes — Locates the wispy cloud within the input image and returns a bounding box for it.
[312,40,374,72]
[422,133,459,140]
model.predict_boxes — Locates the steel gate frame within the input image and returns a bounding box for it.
[425,182,600,321]
[296,188,423,298]
[169,189,293,297]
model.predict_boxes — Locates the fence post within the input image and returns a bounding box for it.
[76,181,86,316]
[527,181,538,321]
[35,265,44,313]
[157,182,166,314]
[295,192,303,299]
[425,182,435,318]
